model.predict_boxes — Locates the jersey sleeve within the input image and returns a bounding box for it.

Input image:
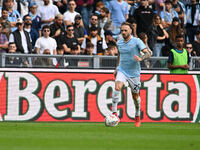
[137,38,146,51]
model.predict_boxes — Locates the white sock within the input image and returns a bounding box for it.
[112,90,120,113]
[112,102,118,113]
[134,97,141,116]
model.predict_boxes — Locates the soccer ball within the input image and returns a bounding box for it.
[105,114,119,127]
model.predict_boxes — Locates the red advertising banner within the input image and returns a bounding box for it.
[0,72,200,122]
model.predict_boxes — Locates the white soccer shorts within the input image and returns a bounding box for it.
[115,71,141,93]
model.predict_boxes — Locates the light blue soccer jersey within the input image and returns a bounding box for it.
[117,36,146,78]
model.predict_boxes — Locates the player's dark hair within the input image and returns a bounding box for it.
[121,22,134,33]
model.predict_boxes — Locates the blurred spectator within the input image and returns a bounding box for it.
[68,44,81,67]
[102,0,113,8]
[192,30,200,56]
[23,14,38,48]
[37,0,60,27]
[81,26,107,55]
[171,0,185,28]
[9,18,32,54]
[186,42,196,57]
[28,2,41,37]
[50,13,66,45]
[56,45,64,55]
[60,24,80,54]
[99,7,114,32]
[185,0,200,43]
[0,7,11,38]
[128,0,140,17]
[160,0,178,29]
[0,23,8,53]
[168,35,190,74]
[73,14,86,45]
[85,42,94,55]
[31,0,44,6]
[4,0,21,32]
[85,13,103,38]
[148,0,156,12]
[108,0,129,35]
[104,42,117,56]
[15,0,29,18]
[104,30,116,46]
[167,17,184,49]
[55,45,66,68]
[138,32,153,68]
[5,42,28,67]
[155,0,165,15]
[151,14,168,57]
[35,25,57,55]
[94,1,104,16]
[63,0,79,25]
[133,0,154,36]
[53,0,68,14]
[36,49,54,67]
[75,0,94,27]
[126,17,137,37]
[138,32,153,58]
[70,44,80,55]
[31,0,53,7]
[179,0,190,5]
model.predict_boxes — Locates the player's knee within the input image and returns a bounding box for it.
[115,81,123,91]
[115,84,122,91]
[132,92,139,100]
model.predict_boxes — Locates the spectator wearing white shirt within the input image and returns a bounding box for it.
[63,0,79,25]
[37,0,60,27]
[35,25,57,55]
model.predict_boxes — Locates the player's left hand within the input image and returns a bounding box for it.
[134,55,142,62]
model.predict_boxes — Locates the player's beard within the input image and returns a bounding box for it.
[122,33,131,41]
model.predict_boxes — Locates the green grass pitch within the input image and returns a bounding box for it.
[0,122,199,150]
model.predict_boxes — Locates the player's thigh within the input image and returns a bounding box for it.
[115,71,126,91]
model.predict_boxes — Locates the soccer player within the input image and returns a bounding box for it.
[112,22,151,127]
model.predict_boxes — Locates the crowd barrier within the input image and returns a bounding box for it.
[0,68,199,123]
[0,53,200,70]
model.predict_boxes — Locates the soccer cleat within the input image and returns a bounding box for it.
[135,116,141,127]
[112,112,120,123]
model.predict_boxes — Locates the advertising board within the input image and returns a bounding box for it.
[0,71,199,122]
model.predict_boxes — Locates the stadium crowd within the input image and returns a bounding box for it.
[0,0,200,67]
